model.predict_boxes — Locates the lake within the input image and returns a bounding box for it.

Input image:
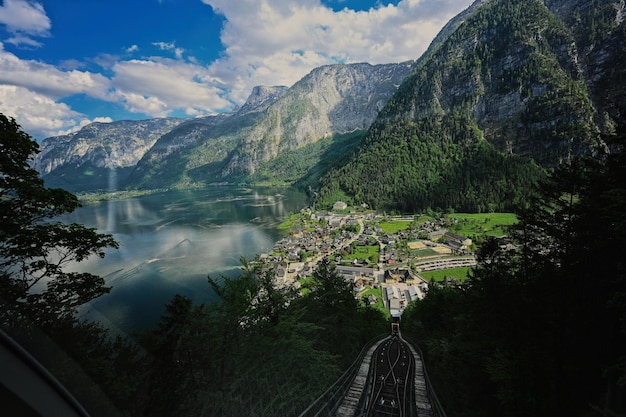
[58,187,309,333]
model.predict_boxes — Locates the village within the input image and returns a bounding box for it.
[255,202,478,317]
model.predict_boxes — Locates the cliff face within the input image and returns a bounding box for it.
[543,0,626,132]
[236,85,289,115]
[221,62,413,177]
[399,0,625,161]
[383,0,620,164]
[125,83,289,189]
[34,118,182,175]
[318,0,626,212]
[126,61,413,188]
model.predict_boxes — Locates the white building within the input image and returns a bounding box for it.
[333,201,348,211]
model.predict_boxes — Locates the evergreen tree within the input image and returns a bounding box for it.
[142,257,388,416]
[402,135,626,416]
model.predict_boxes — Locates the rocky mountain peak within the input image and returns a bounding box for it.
[237,85,289,115]
[220,61,414,177]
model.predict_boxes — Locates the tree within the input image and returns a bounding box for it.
[141,259,346,416]
[293,258,362,363]
[0,115,144,417]
[0,114,118,327]
[402,135,626,416]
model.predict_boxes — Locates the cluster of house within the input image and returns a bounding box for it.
[383,284,428,316]
[256,207,476,315]
[260,213,362,284]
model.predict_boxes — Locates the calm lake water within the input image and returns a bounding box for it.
[59,187,309,333]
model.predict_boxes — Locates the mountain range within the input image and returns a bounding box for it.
[34,0,626,212]
[36,62,412,192]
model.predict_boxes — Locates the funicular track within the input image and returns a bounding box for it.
[299,334,445,417]
[365,336,415,417]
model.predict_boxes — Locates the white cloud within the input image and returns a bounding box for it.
[0,42,231,132]
[152,41,185,59]
[153,41,176,51]
[0,0,475,136]
[204,0,474,103]
[0,43,111,99]
[0,0,51,47]
[58,59,85,70]
[0,84,79,138]
[0,84,115,138]
[5,33,43,48]
[89,116,113,124]
[111,58,231,115]
[0,45,121,137]
[54,116,113,137]
[90,53,120,70]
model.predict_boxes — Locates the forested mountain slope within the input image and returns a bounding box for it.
[318,0,626,213]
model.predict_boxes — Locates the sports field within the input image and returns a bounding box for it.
[420,267,471,283]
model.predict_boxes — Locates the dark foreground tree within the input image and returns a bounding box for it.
[403,134,626,417]
[0,115,141,417]
[0,113,118,327]
[140,258,388,416]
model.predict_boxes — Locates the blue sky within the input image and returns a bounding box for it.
[0,0,473,138]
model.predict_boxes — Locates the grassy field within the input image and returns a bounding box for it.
[378,214,516,238]
[277,213,307,235]
[420,267,472,283]
[277,220,297,235]
[449,213,518,237]
[379,220,412,234]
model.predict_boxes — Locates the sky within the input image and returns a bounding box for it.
[0,0,474,139]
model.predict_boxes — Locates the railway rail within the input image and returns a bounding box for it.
[365,336,415,417]
[299,330,445,417]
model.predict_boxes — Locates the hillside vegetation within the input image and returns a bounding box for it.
[318,0,625,212]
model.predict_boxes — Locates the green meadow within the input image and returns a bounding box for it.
[359,287,389,317]
[448,213,518,237]
[378,220,412,234]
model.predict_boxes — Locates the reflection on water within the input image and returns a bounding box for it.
[58,187,308,332]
